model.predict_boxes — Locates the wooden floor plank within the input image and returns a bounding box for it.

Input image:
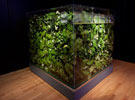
[0,60,135,100]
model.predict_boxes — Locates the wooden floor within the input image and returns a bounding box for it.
[0,60,135,100]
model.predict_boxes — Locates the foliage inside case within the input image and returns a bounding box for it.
[29,8,114,88]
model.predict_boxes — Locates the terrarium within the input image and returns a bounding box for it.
[28,4,114,100]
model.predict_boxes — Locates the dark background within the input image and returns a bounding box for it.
[0,0,135,75]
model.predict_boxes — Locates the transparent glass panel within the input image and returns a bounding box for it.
[73,5,114,88]
[28,6,74,88]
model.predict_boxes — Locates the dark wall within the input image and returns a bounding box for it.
[1,0,31,74]
[0,0,135,75]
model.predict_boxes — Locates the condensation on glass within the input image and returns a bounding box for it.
[28,5,114,89]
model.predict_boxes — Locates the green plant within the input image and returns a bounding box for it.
[29,9,114,87]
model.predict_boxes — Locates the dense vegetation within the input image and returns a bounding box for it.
[29,9,113,88]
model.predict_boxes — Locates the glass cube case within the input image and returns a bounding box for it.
[28,5,114,89]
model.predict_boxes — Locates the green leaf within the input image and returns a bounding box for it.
[87,60,94,65]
